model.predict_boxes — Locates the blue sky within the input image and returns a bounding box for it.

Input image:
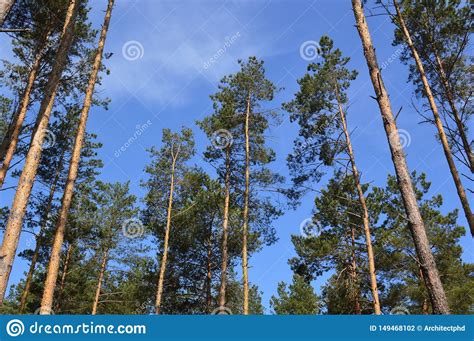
[1,0,472,312]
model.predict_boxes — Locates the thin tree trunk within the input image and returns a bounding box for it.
[241,93,251,315]
[336,86,381,314]
[0,0,15,27]
[54,244,73,314]
[19,151,65,313]
[40,0,114,315]
[0,0,79,304]
[418,265,430,315]
[206,236,212,314]
[92,248,109,315]
[350,225,361,315]
[155,158,177,314]
[433,52,473,172]
[393,0,474,236]
[0,28,51,189]
[218,146,231,308]
[351,0,450,314]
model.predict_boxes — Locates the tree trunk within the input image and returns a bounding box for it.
[350,225,361,315]
[393,0,474,237]
[92,248,109,315]
[39,0,114,315]
[336,86,381,314]
[19,150,65,313]
[0,28,51,189]
[218,146,231,308]
[206,236,212,314]
[54,244,73,314]
[433,52,473,172]
[0,0,15,27]
[351,0,450,314]
[155,158,177,314]
[241,93,251,315]
[0,0,79,304]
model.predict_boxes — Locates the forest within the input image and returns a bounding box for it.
[0,0,472,316]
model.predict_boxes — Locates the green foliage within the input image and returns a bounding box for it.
[270,274,319,315]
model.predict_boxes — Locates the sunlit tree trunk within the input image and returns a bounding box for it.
[0,28,51,189]
[351,0,450,314]
[241,93,251,315]
[0,0,79,304]
[336,86,381,314]
[155,156,177,314]
[218,147,231,308]
[393,0,474,236]
[40,0,115,314]
[0,0,15,26]
[206,236,212,313]
[350,225,361,315]
[92,248,109,315]
[54,244,73,314]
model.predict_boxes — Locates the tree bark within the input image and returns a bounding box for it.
[155,157,177,314]
[0,28,51,189]
[393,0,474,237]
[39,0,114,315]
[336,86,381,314]
[218,146,231,308]
[351,0,450,314]
[206,236,212,314]
[92,248,109,315]
[19,147,65,313]
[241,93,251,315]
[0,0,79,304]
[350,225,361,315]
[54,244,73,314]
[0,0,15,27]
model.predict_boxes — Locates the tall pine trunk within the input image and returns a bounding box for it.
[0,28,51,189]
[0,0,15,26]
[40,0,115,314]
[54,244,73,314]
[393,0,474,237]
[92,249,109,315]
[351,0,450,314]
[336,86,381,314]
[241,93,251,315]
[206,236,212,313]
[218,147,231,308]
[19,148,65,313]
[350,225,361,315]
[155,157,177,314]
[0,0,79,304]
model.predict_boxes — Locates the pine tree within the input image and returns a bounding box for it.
[270,274,319,315]
[351,0,450,314]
